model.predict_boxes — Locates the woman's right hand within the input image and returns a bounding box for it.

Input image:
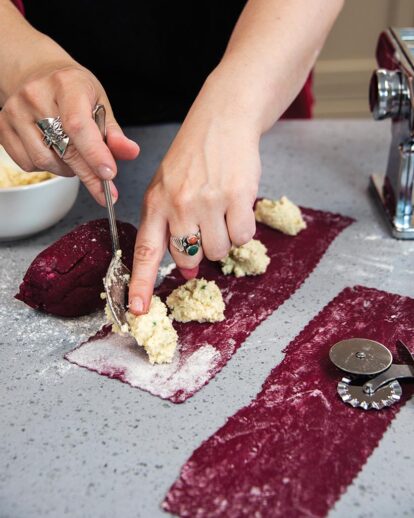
[0,61,139,205]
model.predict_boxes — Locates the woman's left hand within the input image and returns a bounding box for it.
[127,73,261,315]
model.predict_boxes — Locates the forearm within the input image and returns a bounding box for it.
[0,0,76,104]
[206,0,344,133]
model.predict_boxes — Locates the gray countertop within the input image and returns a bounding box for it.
[1,120,413,518]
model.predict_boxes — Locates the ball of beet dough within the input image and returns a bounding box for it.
[15,219,137,317]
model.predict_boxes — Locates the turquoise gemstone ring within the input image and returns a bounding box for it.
[170,230,202,256]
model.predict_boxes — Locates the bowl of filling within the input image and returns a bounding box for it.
[0,145,80,241]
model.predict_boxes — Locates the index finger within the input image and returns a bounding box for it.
[128,209,168,315]
[57,88,117,180]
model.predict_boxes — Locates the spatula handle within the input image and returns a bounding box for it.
[93,104,120,254]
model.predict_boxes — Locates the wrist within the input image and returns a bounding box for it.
[193,64,266,139]
[0,33,77,102]
[203,56,284,136]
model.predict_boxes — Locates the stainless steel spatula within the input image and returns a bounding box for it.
[93,104,130,331]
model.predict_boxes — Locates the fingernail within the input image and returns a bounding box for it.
[110,184,118,200]
[129,139,140,152]
[129,297,144,314]
[97,165,115,180]
[179,267,199,280]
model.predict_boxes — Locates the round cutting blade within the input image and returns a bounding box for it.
[337,377,402,410]
[329,338,393,375]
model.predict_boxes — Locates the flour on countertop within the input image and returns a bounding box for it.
[155,262,176,288]
[159,262,176,278]
[66,333,221,400]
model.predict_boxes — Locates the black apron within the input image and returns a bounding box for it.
[24,1,246,125]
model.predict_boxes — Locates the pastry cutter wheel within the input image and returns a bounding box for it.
[329,338,414,410]
[93,104,130,332]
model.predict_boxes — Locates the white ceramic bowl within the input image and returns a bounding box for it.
[0,147,80,241]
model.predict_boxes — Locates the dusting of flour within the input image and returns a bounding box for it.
[159,262,176,278]
[156,262,176,287]
[66,332,220,400]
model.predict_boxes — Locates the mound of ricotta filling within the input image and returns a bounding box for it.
[255,196,306,236]
[221,239,270,277]
[107,295,178,364]
[166,278,225,323]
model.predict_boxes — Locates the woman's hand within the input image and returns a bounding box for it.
[127,0,344,314]
[0,61,139,205]
[128,72,261,314]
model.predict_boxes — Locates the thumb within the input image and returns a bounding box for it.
[104,104,140,161]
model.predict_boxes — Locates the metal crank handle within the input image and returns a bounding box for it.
[93,104,120,255]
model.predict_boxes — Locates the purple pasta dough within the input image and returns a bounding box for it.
[15,219,136,317]
[66,207,354,402]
